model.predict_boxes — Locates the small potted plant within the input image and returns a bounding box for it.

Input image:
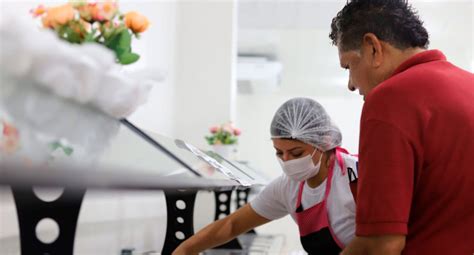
[205,122,241,159]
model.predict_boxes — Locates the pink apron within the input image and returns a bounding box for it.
[295,147,346,254]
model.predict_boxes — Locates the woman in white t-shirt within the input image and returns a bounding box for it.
[173,97,358,255]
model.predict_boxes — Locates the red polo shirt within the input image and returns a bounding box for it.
[356,50,474,254]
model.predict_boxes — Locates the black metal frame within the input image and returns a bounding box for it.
[11,187,86,255]
[212,189,242,250]
[10,187,204,255]
[235,188,255,234]
[161,190,198,254]
[9,187,257,255]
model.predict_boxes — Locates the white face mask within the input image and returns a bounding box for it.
[277,149,323,182]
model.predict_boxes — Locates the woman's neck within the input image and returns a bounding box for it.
[306,151,335,188]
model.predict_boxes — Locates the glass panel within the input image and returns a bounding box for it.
[205,152,270,186]
[142,129,267,186]
[142,130,234,179]
[0,78,261,185]
[95,124,196,177]
[0,80,195,178]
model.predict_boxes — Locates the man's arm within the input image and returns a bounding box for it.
[341,235,406,255]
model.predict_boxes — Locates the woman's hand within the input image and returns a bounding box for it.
[171,204,270,254]
[172,245,197,255]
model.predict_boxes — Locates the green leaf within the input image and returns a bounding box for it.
[83,28,97,42]
[63,147,74,156]
[84,31,96,43]
[118,30,132,49]
[105,30,136,63]
[104,35,119,52]
[64,26,81,44]
[56,25,66,36]
[109,29,132,55]
[49,142,61,151]
[119,52,140,65]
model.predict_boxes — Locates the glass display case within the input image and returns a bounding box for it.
[0,77,271,254]
[0,76,267,187]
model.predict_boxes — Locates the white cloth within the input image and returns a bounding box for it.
[250,152,358,246]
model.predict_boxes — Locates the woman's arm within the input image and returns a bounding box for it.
[172,204,271,255]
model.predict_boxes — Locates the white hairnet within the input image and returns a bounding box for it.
[270,97,342,151]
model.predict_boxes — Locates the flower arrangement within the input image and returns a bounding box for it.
[31,0,149,65]
[205,122,242,145]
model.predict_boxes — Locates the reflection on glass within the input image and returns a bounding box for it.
[143,129,267,186]
[96,124,196,178]
[141,130,231,181]
[204,151,269,186]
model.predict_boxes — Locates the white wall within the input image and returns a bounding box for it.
[173,0,237,149]
[125,0,178,137]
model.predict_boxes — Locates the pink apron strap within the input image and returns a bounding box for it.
[324,153,336,199]
[335,147,347,175]
[296,181,305,208]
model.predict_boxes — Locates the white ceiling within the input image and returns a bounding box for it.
[238,1,343,30]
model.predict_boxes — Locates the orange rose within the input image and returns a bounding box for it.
[79,1,117,22]
[42,16,53,28]
[86,0,118,22]
[42,4,75,28]
[124,11,149,33]
[77,3,95,21]
[98,1,118,20]
[30,5,46,17]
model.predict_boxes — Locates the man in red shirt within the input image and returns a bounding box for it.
[329,0,474,254]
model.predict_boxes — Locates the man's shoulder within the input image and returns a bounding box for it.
[364,57,472,119]
[371,56,468,98]
[361,67,432,124]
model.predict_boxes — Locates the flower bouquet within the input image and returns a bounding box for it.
[31,0,149,65]
[0,1,155,165]
[205,122,241,159]
[205,122,242,145]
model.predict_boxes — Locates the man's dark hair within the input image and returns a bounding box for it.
[329,0,429,51]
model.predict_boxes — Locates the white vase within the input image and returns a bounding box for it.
[212,144,238,160]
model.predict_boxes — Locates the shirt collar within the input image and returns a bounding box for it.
[390,49,447,78]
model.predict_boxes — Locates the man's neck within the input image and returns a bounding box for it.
[387,47,426,77]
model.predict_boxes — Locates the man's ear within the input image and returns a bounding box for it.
[362,33,383,68]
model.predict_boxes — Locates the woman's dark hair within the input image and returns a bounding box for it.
[329,0,429,51]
